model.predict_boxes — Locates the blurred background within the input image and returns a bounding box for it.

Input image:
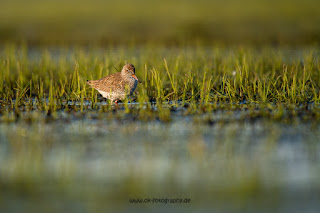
[1,0,320,45]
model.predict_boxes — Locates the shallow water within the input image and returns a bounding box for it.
[0,105,320,213]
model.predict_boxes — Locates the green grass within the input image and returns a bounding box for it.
[0,44,319,122]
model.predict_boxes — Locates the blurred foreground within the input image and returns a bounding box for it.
[0,108,320,213]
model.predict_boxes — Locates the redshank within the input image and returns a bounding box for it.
[87,63,140,104]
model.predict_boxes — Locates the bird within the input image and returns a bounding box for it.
[87,63,140,104]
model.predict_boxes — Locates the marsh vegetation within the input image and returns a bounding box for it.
[1,0,320,212]
[0,44,319,212]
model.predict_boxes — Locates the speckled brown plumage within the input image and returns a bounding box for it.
[87,63,139,102]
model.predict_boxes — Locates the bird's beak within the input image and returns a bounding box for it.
[132,74,142,83]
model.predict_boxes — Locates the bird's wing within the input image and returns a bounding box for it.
[87,73,126,92]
